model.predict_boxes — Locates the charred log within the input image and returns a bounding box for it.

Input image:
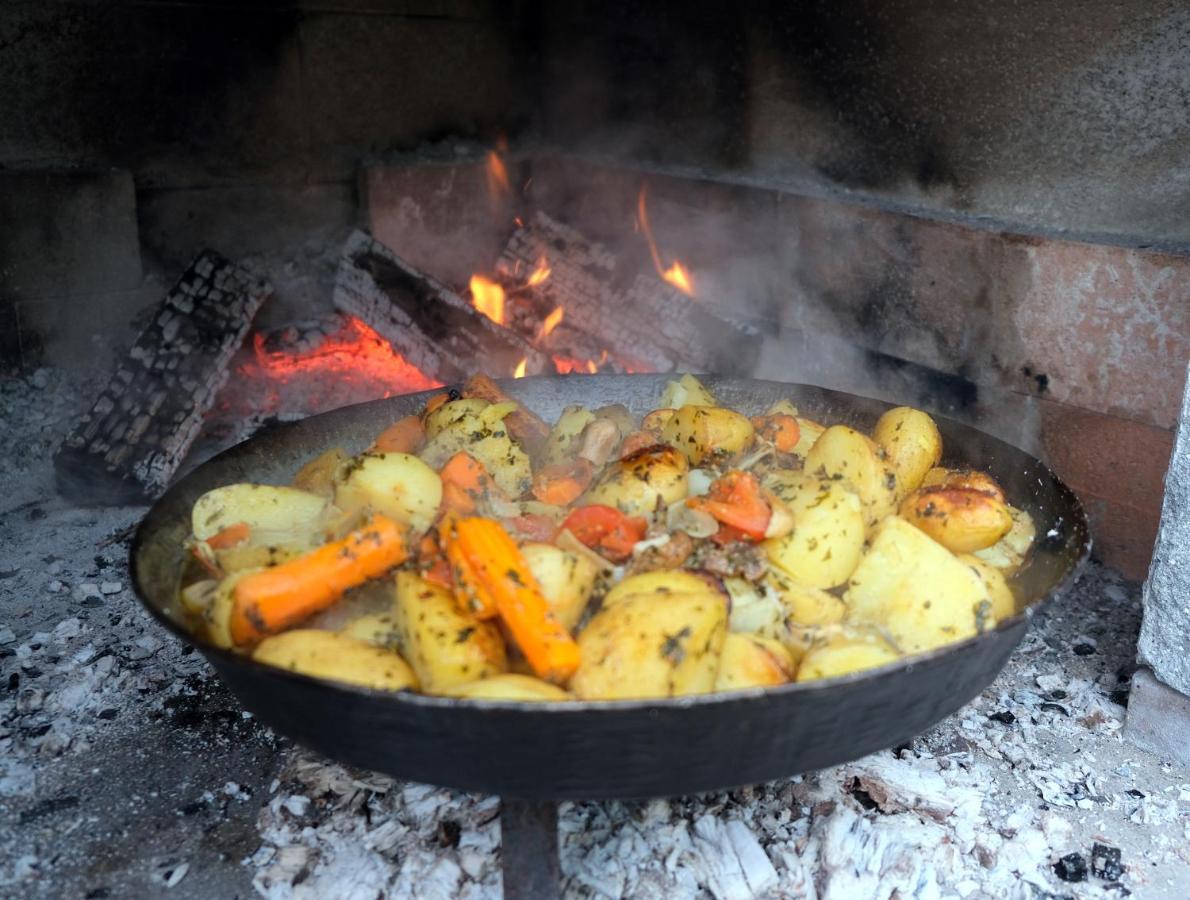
[54,251,271,505]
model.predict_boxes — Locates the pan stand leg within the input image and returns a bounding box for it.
[500,797,561,900]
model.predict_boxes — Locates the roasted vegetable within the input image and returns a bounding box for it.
[541,405,597,467]
[804,425,898,529]
[899,485,1013,553]
[419,404,533,498]
[661,405,755,466]
[972,505,1036,574]
[192,484,329,545]
[520,542,599,631]
[872,406,942,497]
[372,414,426,454]
[659,373,717,409]
[461,374,551,454]
[714,633,795,691]
[763,475,866,589]
[438,674,570,702]
[252,630,418,691]
[796,629,902,682]
[292,448,349,497]
[582,444,689,517]
[560,505,648,562]
[334,452,442,533]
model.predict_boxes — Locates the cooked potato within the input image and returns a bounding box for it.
[571,591,728,700]
[582,444,689,516]
[724,577,782,635]
[521,542,599,630]
[642,408,676,437]
[844,516,990,653]
[192,484,329,544]
[603,569,719,610]
[438,674,571,702]
[958,554,1016,623]
[340,612,400,649]
[714,633,795,691]
[423,398,489,439]
[764,476,866,589]
[764,568,848,627]
[899,486,1013,553]
[180,579,217,616]
[253,630,418,691]
[334,452,442,533]
[922,467,1006,503]
[796,629,902,682]
[791,417,827,458]
[661,405,755,466]
[872,407,942,497]
[391,572,507,692]
[419,407,532,498]
[765,399,799,418]
[804,425,898,528]
[214,542,307,575]
[292,447,349,497]
[541,405,597,467]
[204,569,258,648]
[972,505,1036,574]
[660,373,718,409]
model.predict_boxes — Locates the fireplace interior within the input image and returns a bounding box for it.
[1,2,1188,897]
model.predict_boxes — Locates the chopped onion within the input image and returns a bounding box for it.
[687,468,716,497]
[554,527,616,572]
[666,500,719,538]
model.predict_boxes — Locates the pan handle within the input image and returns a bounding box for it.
[501,797,561,899]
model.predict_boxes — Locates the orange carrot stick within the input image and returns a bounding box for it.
[440,451,499,515]
[206,521,251,550]
[229,514,408,646]
[530,458,594,506]
[371,414,426,453]
[439,516,499,619]
[450,517,580,683]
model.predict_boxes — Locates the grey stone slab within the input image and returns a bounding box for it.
[1125,667,1190,766]
[0,170,141,301]
[1136,361,1190,695]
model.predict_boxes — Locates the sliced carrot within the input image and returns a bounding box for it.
[371,414,426,454]
[751,414,801,453]
[531,458,594,506]
[560,504,648,562]
[417,532,453,589]
[439,515,499,619]
[687,470,772,541]
[440,451,500,515]
[229,514,408,646]
[422,391,454,418]
[462,374,550,454]
[448,517,580,683]
[206,521,251,550]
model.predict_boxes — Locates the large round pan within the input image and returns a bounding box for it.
[131,375,1089,800]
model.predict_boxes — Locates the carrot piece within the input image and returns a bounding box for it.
[229,514,408,646]
[531,458,594,506]
[417,532,453,589]
[449,517,580,683]
[439,516,499,619]
[687,470,771,540]
[440,451,499,515]
[560,504,648,562]
[462,374,550,454]
[505,514,559,542]
[422,391,454,418]
[206,521,251,550]
[372,414,426,454]
[751,414,801,453]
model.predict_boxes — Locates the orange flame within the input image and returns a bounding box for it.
[470,274,506,325]
[540,306,564,337]
[513,357,528,378]
[486,150,510,200]
[527,258,551,287]
[636,185,696,297]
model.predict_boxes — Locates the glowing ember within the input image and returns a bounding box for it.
[486,150,510,200]
[527,258,551,287]
[470,274,506,325]
[636,185,696,297]
[247,316,440,397]
[540,306,564,338]
[513,357,528,378]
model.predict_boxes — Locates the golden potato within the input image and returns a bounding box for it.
[724,576,783,635]
[765,399,799,418]
[604,570,719,610]
[899,486,1013,553]
[541,405,597,467]
[764,568,848,627]
[642,408,677,437]
[804,425,898,528]
[660,373,718,409]
[582,444,689,516]
[844,516,990,653]
[661,405,755,466]
[191,484,329,544]
[253,630,417,691]
[340,612,400,648]
[972,505,1036,574]
[521,542,599,630]
[714,633,795,691]
[796,629,902,682]
[922,467,1007,504]
[958,554,1016,623]
[571,591,728,700]
[214,543,307,575]
[419,408,532,498]
[204,569,259,648]
[791,418,827,458]
[872,407,943,497]
[423,398,489,439]
[764,476,866,589]
[392,572,507,692]
[292,448,349,498]
[438,674,571,702]
[334,452,442,533]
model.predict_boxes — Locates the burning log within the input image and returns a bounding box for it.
[497,212,761,373]
[55,251,271,505]
[333,230,548,383]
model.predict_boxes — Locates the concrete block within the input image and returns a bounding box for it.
[1136,362,1190,695]
[0,170,141,301]
[1125,667,1190,766]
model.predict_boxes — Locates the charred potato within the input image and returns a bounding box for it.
[764,475,866,589]
[582,444,689,516]
[714,633,795,691]
[899,486,1013,553]
[972,505,1036,574]
[660,373,718,409]
[438,674,571,702]
[392,572,507,692]
[252,629,418,691]
[844,516,991,653]
[334,452,442,533]
[661,405,755,466]
[796,629,902,682]
[292,448,349,498]
[521,542,599,631]
[872,407,942,497]
[191,484,329,544]
[922,467,1007,503]
[571,591,728,700]
[804,425,898,528]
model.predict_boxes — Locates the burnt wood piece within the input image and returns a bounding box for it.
[55,251,270,506]
[497,211,761,373]
[332,230,549,383]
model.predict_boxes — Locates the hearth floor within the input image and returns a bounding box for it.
[1,369,1187,899]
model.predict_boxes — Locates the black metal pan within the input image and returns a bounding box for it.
[131,375,1090,801]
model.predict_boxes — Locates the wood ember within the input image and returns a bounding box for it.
[54,251,270,505]
[333,230,548,383]
[497,211,762,373]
